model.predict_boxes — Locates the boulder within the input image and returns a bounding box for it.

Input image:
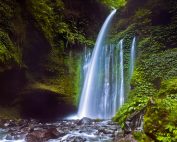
[77,117,93,125]
[25,128,63,142]
[116,134,137,142]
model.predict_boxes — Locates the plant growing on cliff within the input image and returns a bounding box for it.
[27,0,93,48]
[0,31,21,71]
[100,0,127,8]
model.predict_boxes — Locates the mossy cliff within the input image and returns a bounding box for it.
[112,0,177,141]
[0,0,108,119]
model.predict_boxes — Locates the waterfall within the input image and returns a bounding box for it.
[78,10,117,119]
[77,10,136,119]
[79,41,126,119]
[130,37,136,77]
[119,40,124,106]
[83,46,92,78]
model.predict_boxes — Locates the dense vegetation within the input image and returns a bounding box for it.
[113,0,177,141]
[0,0,177,141]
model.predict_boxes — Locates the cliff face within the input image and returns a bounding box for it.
[113,0,177,141]
[0,0,108,119]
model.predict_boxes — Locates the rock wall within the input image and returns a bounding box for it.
[0,0,108,119]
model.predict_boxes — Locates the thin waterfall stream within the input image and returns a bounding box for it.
[130,37,136,77]
[119,40,124,107]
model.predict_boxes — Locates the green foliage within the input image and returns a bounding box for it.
[130,69,157,97]
[99,0,127,8]
[133,131,147,142]
[27,0,93,48]
[137,48,177,82]
[113,96,148,128]
[144,94,177,141]
[34,46,82,106]
[27,0,58,46]
[134,9,152,30]
[0,31,21,71]
[111,24,136,43]
[113,1,177,141]
[158,79,177,99]
[138,37,164,55]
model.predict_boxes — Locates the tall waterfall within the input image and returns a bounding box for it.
[77,9,136,119]
[78,10,117,119]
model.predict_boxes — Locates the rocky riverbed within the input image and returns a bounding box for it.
[0,118,125,142]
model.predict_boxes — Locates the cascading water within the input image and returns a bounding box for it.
[78,38,137,119]
[83,46,92,78]
[78,9,117,119]
[77,9,136,119]
[130,37,136,77]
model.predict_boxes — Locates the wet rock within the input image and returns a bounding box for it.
[98,128,114,134]
[56,128,65,136]
[77,117,92,125]
[0,119,6,128]
[0,118,121,142]
[62,135,86,142]
[4,120,16,128]
[114,129,124,141]
[25,128,63,142]
[5,134,14,140]
[124,109,145,135]
[116,134,137,142]
[25,134,39,142]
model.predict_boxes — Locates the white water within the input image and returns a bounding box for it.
[76,10,137,119]
[77,41,126,119]
[76,37,137,119]
[78,9,117,119]
[130,37,136,77]
[119,40,124,106]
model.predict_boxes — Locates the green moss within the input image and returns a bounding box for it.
[30,83,62,94]
[30,46,82,106]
